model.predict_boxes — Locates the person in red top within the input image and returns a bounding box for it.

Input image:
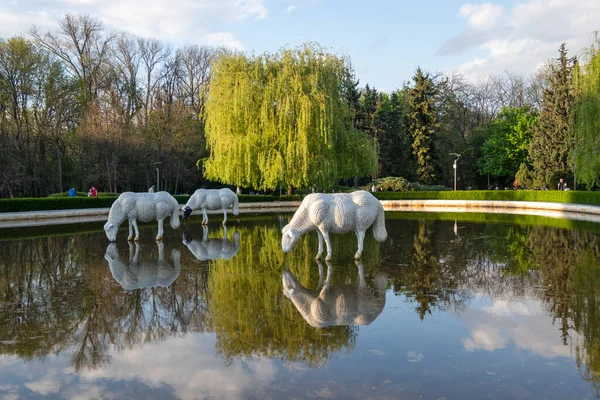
[89,187,98,197]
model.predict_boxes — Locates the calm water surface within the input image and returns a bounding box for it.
[1,212,600,399]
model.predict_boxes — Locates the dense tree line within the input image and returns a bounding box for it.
[0,14,209,197]
[0,13,598,197]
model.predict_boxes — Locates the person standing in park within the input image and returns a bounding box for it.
[558,178,565,190]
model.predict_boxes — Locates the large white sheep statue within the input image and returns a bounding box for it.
[182,188,239,225]
[104,242,181,290]
[104,191,180,242]
[281,190,387,260]
[282,260,387,328]
[182,226,241,261]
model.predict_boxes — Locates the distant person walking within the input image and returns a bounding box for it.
[148,185,155,193]
[68,188,76,197]
[371,184,377,192]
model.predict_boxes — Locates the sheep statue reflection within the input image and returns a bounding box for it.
[104,192,180,242]
[281,190,387,260]
[282,260,387,328]
[182,226,241,261]
[182,188,239,225]
[104,242,181,290]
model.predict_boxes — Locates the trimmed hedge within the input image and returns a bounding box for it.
[0,193,305,213]
[1,190,599,213]
[372,190,600,205]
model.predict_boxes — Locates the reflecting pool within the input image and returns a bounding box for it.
[1,212,600,399]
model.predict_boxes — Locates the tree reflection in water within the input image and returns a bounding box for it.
[1,216,600,395]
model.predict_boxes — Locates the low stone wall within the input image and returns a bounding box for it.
[0,202,302,228]
[1,199,600,228]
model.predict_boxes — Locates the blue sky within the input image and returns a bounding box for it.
[0,0,598,90]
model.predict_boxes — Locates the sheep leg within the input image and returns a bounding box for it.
[320,229,333,261]
[157,241,165,261]
[355,230,365,259]
[131,219,140,242]
[127,220,134,241]
[133,242,140,264]
[222,207,227,226]
[202,208,208,225]
[316,231,324,260]
[156,218,164,241]
[316,260,325,290]
[128,242,135,263]
[355,260,366,288]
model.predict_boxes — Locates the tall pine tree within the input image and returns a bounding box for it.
[529,43,576,187]
[408,68,439,185]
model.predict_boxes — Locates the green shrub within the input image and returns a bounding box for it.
[372,190,600,205]
[0,197,118,212]
[4,190,599,213]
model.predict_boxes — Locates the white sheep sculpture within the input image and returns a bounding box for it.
[182,226,241,261]
[281,190,387,260]
[104,242,181,290]
[182,188,239,225]
[282,260,387,328]
[104,191,180,242]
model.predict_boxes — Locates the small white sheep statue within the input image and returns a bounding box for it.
[104,242,180,290]
[182,188,239,225]
[281,190,387,260]
[104,191,180,242]
[282,260,387,328]
[182,226,241,261]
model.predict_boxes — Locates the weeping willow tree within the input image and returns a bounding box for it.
[203,44,378,193]
[573,37,600,189]
[207,223,359,367]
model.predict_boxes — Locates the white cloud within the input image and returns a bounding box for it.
[459,298,576,358]
[77,335,278,400]
[440,0,600,80]
[0,10,55,38]
[204,32,245,51]
[459,3,505,29]
[287,5,296,13]
[0,333,278,400]
[0,0,267,47]
[24,375,61,395]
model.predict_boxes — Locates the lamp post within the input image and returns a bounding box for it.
[153,162,162,192]
[449,153,461,191]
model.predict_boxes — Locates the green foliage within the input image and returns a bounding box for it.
[407,68,439,185]
[373,177,413,192]
[203,44,378,191]
[355,86,414,179]
[515,163,535,189]
[529,43,577,186]
[573,37,600,188]
[477,107,537,180]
